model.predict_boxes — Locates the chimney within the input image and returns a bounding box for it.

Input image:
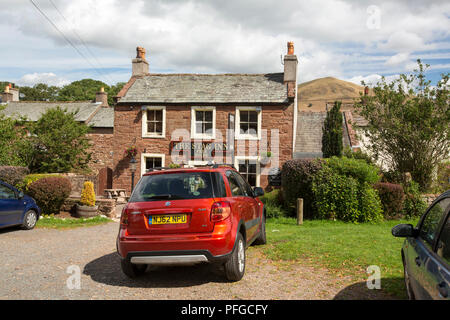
[284,41,298,98]
[95,87,109,107]
[1,85,14,103]
[132,46,149,77]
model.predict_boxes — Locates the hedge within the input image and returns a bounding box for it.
[281,159,323,218]
[21,173,62,191]
[0,166,30,188]
[27,176,72,214]
[374,182,405,219]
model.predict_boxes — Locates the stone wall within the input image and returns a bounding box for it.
[87,127,114,174]
[112,103,294,192]
[62,197,117,218]
[59,173,98,197]
[422,194,440,206]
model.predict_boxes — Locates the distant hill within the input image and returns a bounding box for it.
[297,77,368,111]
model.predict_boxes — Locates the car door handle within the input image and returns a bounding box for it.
[437,282,448,298]
[415,256,421,266]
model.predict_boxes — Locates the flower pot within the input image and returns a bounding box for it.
[76,204,99,218]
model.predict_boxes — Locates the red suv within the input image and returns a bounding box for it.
[116,165,267,281]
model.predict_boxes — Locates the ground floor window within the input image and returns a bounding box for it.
[235,157,260,187]
[141,153,165,175]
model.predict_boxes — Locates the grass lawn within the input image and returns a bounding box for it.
[36,215,112,229]
[264,217,419,299]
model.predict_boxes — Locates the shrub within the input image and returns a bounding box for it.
[374,182,405,219]
[312,164,383,223]
[80,181,96,206]
[325,156,380,185]
[0,166,30,188]
[402,181,428,219]
[281,159,323,218]
[21,173,62,191]
[260,189,287,219]
[343,147,375,166]
[27,176,72,214]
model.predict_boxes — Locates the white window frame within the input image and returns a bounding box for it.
[142,106,166,138]
[191,106,216,140]
[140,153,165,176]
[234,155,260,187]
[235,106,262,140]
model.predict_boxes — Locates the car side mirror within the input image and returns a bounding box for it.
[253,187,264,197]
[18,191,24,199]
[392,224,417,238]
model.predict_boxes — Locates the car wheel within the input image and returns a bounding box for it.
[253,214,267,245]
[120,258,147,278]
[403,262,415,300]
[224,233,245,281]
[21,210,38,230]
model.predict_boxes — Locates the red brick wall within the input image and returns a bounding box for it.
[113,103,294,193]
[87,127,114,174]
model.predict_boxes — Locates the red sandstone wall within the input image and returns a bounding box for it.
[112,103,294,193]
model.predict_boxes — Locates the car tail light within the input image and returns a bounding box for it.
[120,207,129,226]
[211,201,231,222]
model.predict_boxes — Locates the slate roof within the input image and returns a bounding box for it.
[88,107,114,128]
[0,101,113,128]
[118,73,289,104]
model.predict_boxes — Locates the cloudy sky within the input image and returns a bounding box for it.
[0,0,449,87]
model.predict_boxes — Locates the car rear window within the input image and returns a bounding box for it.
[130,172,214,202]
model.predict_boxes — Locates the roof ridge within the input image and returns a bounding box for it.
[143,72,283,77]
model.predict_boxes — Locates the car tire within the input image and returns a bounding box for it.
[253,213,267,245]
[21,210,38,230]
[120,258,147,278]
[224,232,245,282]
[403,262,415,300]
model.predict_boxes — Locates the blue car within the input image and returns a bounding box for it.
[0,180,41,230]
[392,190,450,300]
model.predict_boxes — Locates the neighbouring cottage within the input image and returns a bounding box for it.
[0,85,114,195]
[113,42,299,192]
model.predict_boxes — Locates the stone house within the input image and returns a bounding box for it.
[0,85,114,195]
[112,43,299,192]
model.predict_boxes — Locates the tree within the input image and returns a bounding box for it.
[58,79,125,105]
[0,106,30,166]
[322,101,343,158]
[20,83,59,101]
[354,60,450,191]
[27,107,92,173]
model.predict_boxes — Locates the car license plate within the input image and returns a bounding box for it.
[149,214,187,225]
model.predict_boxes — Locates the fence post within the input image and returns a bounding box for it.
[297,198,303,225]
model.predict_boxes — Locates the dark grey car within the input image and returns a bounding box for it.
[392,190,450,300]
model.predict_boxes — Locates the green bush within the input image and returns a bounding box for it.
[260,189,287,219]
[402,181,428,219]
[312,162,383,223]
[21,173,62,191]
[27,176,72,214]
[0,166,30,188]
[325,156,380,185]
[374,182,405,219]
[281,159,323,218]
[343,147,375,166]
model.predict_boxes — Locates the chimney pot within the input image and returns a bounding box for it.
[287,41,294,55]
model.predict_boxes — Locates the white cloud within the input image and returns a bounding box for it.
[17,72,70,87]
[0,0,448,84]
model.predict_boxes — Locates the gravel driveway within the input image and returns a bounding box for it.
[0,221,396,300]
